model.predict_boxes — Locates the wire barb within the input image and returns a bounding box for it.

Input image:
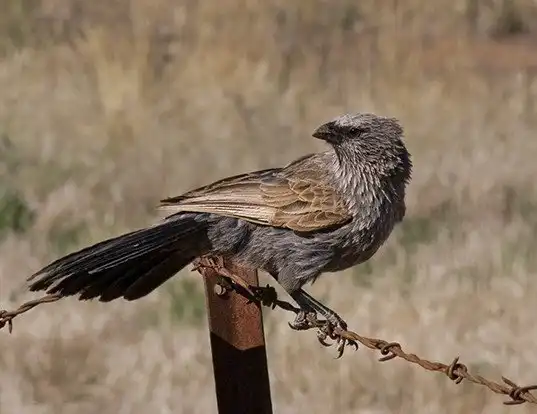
[0,293,62,334]
[445,357,467,384]
[502,377,537,405]
[0,311,13,333]
[378,342,401,362]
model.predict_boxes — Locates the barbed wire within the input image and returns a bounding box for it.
[1,262,536,406]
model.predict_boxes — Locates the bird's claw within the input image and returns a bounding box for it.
[315,318,358,358]
[288,310,318,330]
[316,329,332,347]
[334,334,359,359]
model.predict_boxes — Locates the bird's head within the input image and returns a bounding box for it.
[312,112,411,181]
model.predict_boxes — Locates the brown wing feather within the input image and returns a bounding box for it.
[159,154,351,232]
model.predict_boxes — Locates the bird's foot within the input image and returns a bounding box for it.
[288,310,320,331]
[315,314,358,358]
[249,284,279,309]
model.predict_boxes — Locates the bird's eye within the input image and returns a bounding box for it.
[349,126,365,135]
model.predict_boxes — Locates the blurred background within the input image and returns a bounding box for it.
[1,0,537,413]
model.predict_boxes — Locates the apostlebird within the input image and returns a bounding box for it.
[27,113,412,335]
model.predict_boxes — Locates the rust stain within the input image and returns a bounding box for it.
[203,259,266,350]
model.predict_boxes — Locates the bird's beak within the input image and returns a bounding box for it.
[312,123,337,143]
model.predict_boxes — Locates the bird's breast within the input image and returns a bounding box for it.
[324,199,402,272]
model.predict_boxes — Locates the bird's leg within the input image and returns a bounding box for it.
[291,289,358,358]
[288,309,318,331]
[288,290,323,331]
[296,289,347,328]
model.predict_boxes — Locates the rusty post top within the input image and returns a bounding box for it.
[204,260,266,350]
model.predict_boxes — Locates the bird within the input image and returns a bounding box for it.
[27,112,412,339]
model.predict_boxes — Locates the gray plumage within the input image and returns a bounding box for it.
[27,112,412,328]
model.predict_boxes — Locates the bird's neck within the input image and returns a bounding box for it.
[329,150,407,223]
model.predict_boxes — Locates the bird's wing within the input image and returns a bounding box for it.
[159,154,351,232]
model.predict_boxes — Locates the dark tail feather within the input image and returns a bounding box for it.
[50,249,172,300]
[122,252,195,300]
[78,250,172,301]
[27,215,207,301]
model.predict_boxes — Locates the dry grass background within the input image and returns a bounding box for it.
[1,0,537,412]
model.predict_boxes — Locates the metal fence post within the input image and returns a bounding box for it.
[202,258,273,414]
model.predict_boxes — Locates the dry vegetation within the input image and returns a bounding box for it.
[2,0,537,412]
